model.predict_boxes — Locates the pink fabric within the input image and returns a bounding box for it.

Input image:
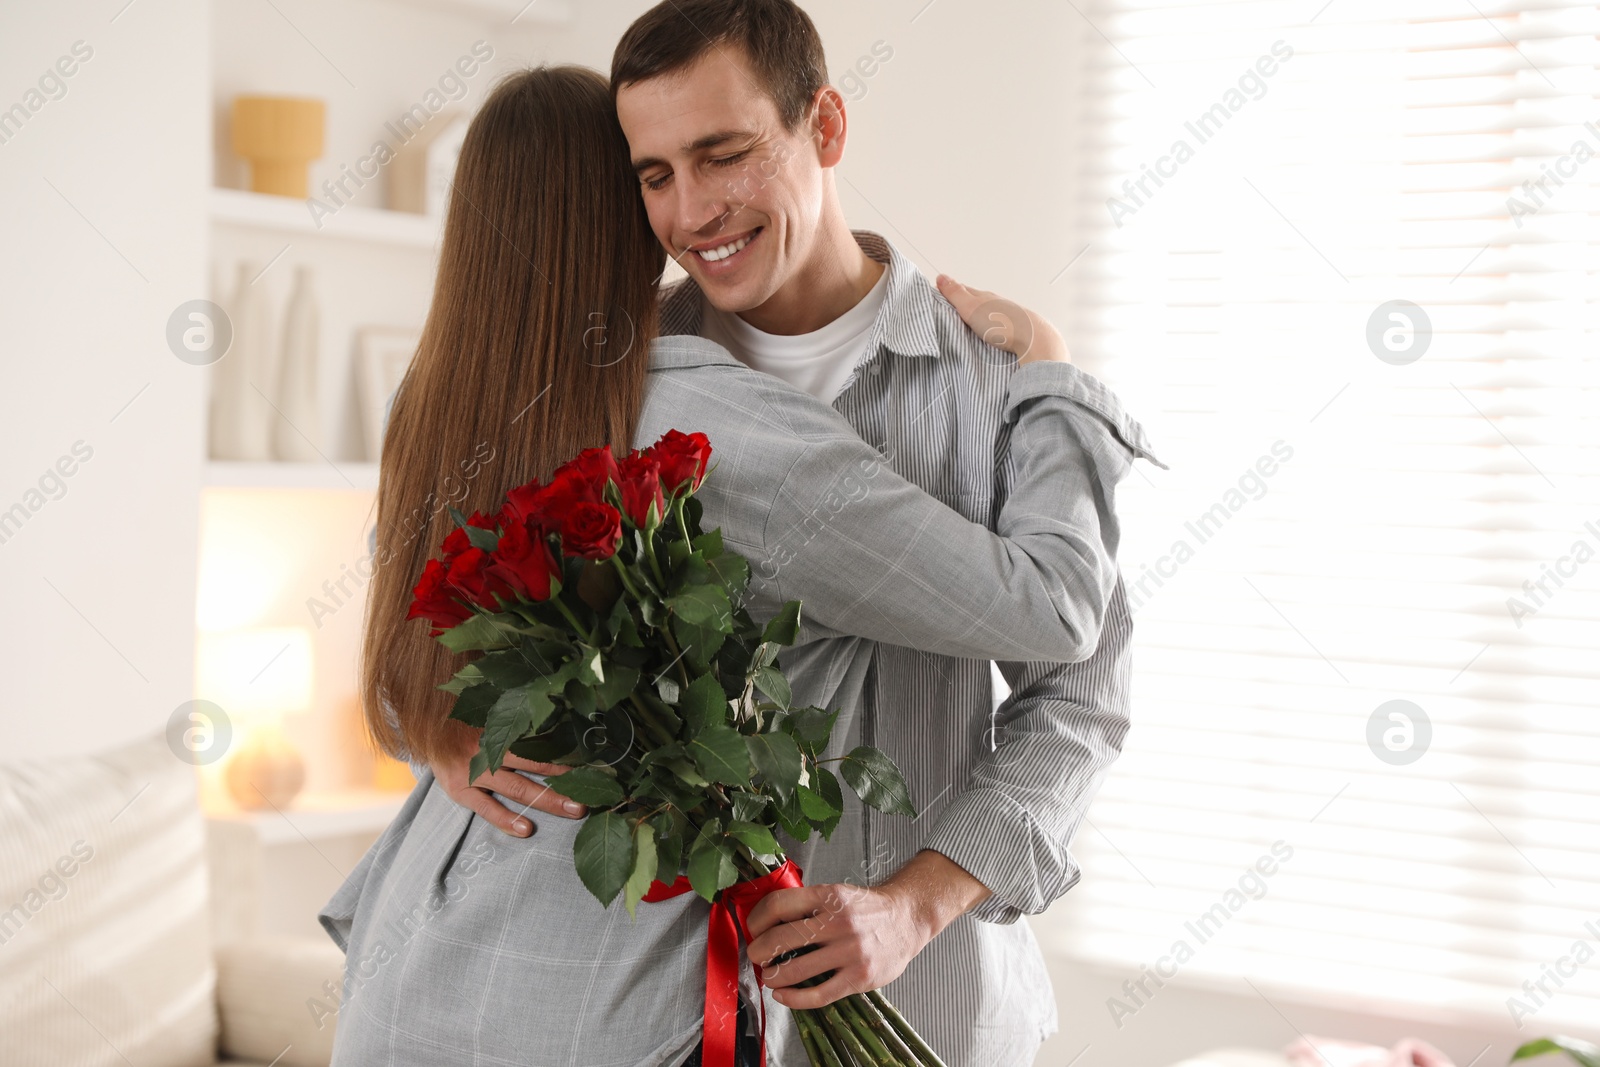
[1285,1036,1457,1067]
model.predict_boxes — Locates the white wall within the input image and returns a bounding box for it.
[0,2,209,759]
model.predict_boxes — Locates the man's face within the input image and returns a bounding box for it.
[616,47,827,316]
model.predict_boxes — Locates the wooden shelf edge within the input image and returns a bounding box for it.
[210,187,442,250]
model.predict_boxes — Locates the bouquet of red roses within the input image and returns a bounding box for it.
[407,430,947,1067]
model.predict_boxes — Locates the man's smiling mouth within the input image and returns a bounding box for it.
[686,227,761,265]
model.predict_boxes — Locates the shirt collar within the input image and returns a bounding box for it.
[850,230,943,361]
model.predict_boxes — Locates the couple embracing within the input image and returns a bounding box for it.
[319,1,1160,1065]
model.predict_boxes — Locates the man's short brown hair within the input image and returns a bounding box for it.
[611,0,829,131]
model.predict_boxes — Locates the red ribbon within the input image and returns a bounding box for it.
[644,859,805,1067]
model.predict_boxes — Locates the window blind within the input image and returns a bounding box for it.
[1041,0,1600,1031]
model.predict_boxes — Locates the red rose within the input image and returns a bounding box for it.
[445,546,515,611]
[485,519,561,601]
[649,430,712,496]
[498,480,545,533]
[616,452,665,529]
[555,447,620,503]
[560,501,622,560]
[406,558,474,635]
[442,509,499,559]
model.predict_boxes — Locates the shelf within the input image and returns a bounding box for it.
[205,787,409,846]
[205,460,379,491]
[210,187,442,250]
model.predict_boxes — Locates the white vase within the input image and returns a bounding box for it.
[210,261,277,460]
[272,266,321,461]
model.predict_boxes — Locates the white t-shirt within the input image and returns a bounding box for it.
[699,266,891,404]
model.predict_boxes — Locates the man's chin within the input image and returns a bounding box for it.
[693,273,773,317]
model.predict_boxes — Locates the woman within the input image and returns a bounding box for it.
[321,66,1139,1066]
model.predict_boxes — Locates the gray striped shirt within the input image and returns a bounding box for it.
[661,233,1158,1065]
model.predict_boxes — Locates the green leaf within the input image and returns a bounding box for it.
[594,662,640,711]
[653,811,686,881]
[801,766,844,840]
[607,597,643,647]
[660,756,710,789]
[481,684,556,774]
[796,783,838,821]
[576,647,604,685]
[448,682,500,728]
[814,765,844,835]
[564,678,597,718]
[707,552,750,600]
[573,811,634,906]
[680,673,727,736]
[436,612,520,652]
[1513,1038,1600,1066]
[508,720,580,764]
[437,663,485,695]
[687,824,737,903]
[670,583,731,630]
[687,724,752,786]
[746,731,803,802]
[473,650,542,690]
[774,788,811,842]
[655,675,680,704]
[464,524,499,552]
[724,820,779,857]
[783,705,841,753]
[752,666,791,709]
[839,745,916,818]
[692,528,724,558]
[448,505,469,528]
[623,820,659,919]
[672,616,726,673]
[762,601,802,646]
[545,766,625,808]
[731,791,771,823]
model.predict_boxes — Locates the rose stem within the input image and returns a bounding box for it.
[794,1008,836,1067]
[843,994,919,1065]
[864,990,946,1067]
[834,996,897,1067]
[821,1004,874,1066]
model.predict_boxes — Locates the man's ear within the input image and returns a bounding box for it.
[810,85,849,168]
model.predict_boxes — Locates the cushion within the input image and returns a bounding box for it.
[216,937,342,1066]
[0,732,219,1066]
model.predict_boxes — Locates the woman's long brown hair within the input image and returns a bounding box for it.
[362,66,665,767]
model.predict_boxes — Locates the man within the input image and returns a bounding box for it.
[428,2,1157,1063]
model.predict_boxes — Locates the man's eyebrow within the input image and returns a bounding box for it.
[632,130,756,173]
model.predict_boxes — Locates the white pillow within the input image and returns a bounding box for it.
[0,731,219,1066]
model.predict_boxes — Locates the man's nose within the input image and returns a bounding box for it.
[675,170,733,240]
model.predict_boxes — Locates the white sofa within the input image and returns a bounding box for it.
[0,732,344,1066]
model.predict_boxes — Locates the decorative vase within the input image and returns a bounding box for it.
[231,96,325,198]
[210,261,277,460]
[272,266,321,461]
[224,727,306,811]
